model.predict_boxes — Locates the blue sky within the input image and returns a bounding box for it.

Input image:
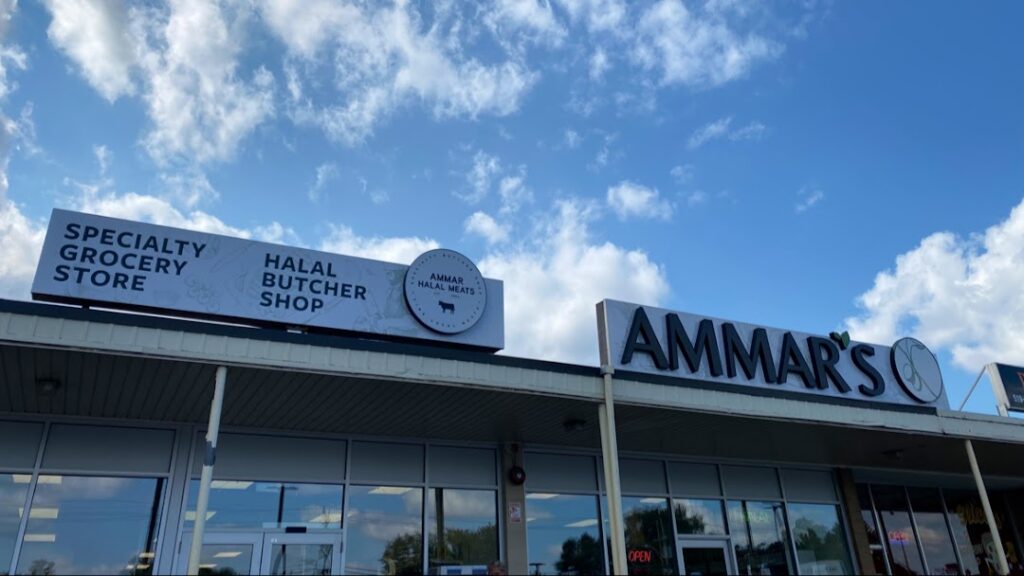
[0,0,1022,414]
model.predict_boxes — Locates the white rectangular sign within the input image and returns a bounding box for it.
[598,300,948,409]
[32,210,504,350]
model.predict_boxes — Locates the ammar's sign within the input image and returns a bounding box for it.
[597,300,948,409]
[32,209,504,350]
[987,363,1024,415]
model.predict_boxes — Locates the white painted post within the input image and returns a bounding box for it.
[965,439,1010,576]
[187,366,228,575]
[599,370,629,575]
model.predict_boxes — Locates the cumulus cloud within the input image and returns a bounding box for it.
[319,225,439,265]
[480,199,669,363]
[633,0,782,88]
[607,180,672,221]
[264,0,537,146]
[498,166,532,214]
[795,186,823,213]
[846,198,1024,371]
[458,150,502,204]
[309,162,338,202]
[485,0,566,48]
[42,0,137,101]
[464,211,510,245]
[0,196,45,298]
[670,163,694,184]
[41,0,275,165]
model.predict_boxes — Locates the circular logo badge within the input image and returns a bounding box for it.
[890,337,944,404]
[404,249,487,334]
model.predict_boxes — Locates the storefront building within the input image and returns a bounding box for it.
[2,210,1024,575]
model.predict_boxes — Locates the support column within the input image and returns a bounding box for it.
[187,366,228,576]
[836,468,876,575]
[599,368,628,575]
[966,439,1010,576]
[501,443,528,575]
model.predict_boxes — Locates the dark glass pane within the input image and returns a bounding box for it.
[1,475,31,574]
[873,485,925,576]
[267,544,332,576]
[907,488,959,575]
[184,481,343,530]
[195,544,253,576]
[727,500,792,576]
[427,488,498,574]
[857,484,882,546]
[945,490,1004,576]
[673,499,726,536]
[526,493,604,575]
[680,547,728,576]
[620,497,677,575]
[16,475,162,575]
[788,502,853,575]
[345,486,423,575]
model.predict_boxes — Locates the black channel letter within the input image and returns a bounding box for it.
[852,344,885,397]
[806,336,852,393]
[621,307,668,369]
[777,332,816,388]
[666,315,723,376]
[722,323,778,382]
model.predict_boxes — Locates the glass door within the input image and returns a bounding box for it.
[176,532,263,575]
[679,539,733,576]
[261,533,342,576]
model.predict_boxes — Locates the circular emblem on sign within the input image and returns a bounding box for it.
[404,249,487,334]
[890,337,944,404]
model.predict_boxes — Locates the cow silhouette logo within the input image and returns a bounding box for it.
[404,249,487,334]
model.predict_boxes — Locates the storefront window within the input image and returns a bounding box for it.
[427,488,498,574]
[526,493,604,575]
[15,475,163,575]
[945,490,1003,576]
[673,498,726,536]
[873,485,925,576]
[184,480,343,529]
[727,500,793,576]
[856,484,889,575]
[907,488,959,576]
[620,497,677,575]
[345,485,423,575]
[2,474,30,575]
[787,502,852,576]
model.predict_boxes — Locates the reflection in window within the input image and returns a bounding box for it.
[873,485,925,576]
[856,484,889,575]
[184,480,343,529]
[195,544,253,576]
[526,493,604,575]
[945,490,1000,576]
[345,486,423,575]
[619,497,677,575]
[673,499,726,536]
[908,489,959,576]
[727,500,793,576]
[427,488,497,574]
[15,475,163,575]
[787,502,852,576]
[2,475,30,574]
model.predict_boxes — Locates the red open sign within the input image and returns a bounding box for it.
[628,549,652,563]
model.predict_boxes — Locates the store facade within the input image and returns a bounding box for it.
[2,211,1024,575]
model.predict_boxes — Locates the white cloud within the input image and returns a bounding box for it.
[485,0,566,48]
[633,0,782,88]
[686,190,708,206]
[263,0,537,146]
[554,0,627,34]
[0,196,45,298]
[589,48,609,81]
[480,199,669,363]
[459,150,501,204]
[563,128,581,149]
[606,180,672,221]
[159,169,218,209]
[795,187,823,213]
[731,120,766,141]
[498,167,533,214]
[688,117,732,149]
[846,198,1024,371]
[309,162,338,202]
[42,0,137,101]
[670,163,694,184]
[42,0,275,165]
[464,211,510,245]
[319,225,439,265]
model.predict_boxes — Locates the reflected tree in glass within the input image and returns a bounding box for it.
[787,503,852,576]
[427,488,498,573]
